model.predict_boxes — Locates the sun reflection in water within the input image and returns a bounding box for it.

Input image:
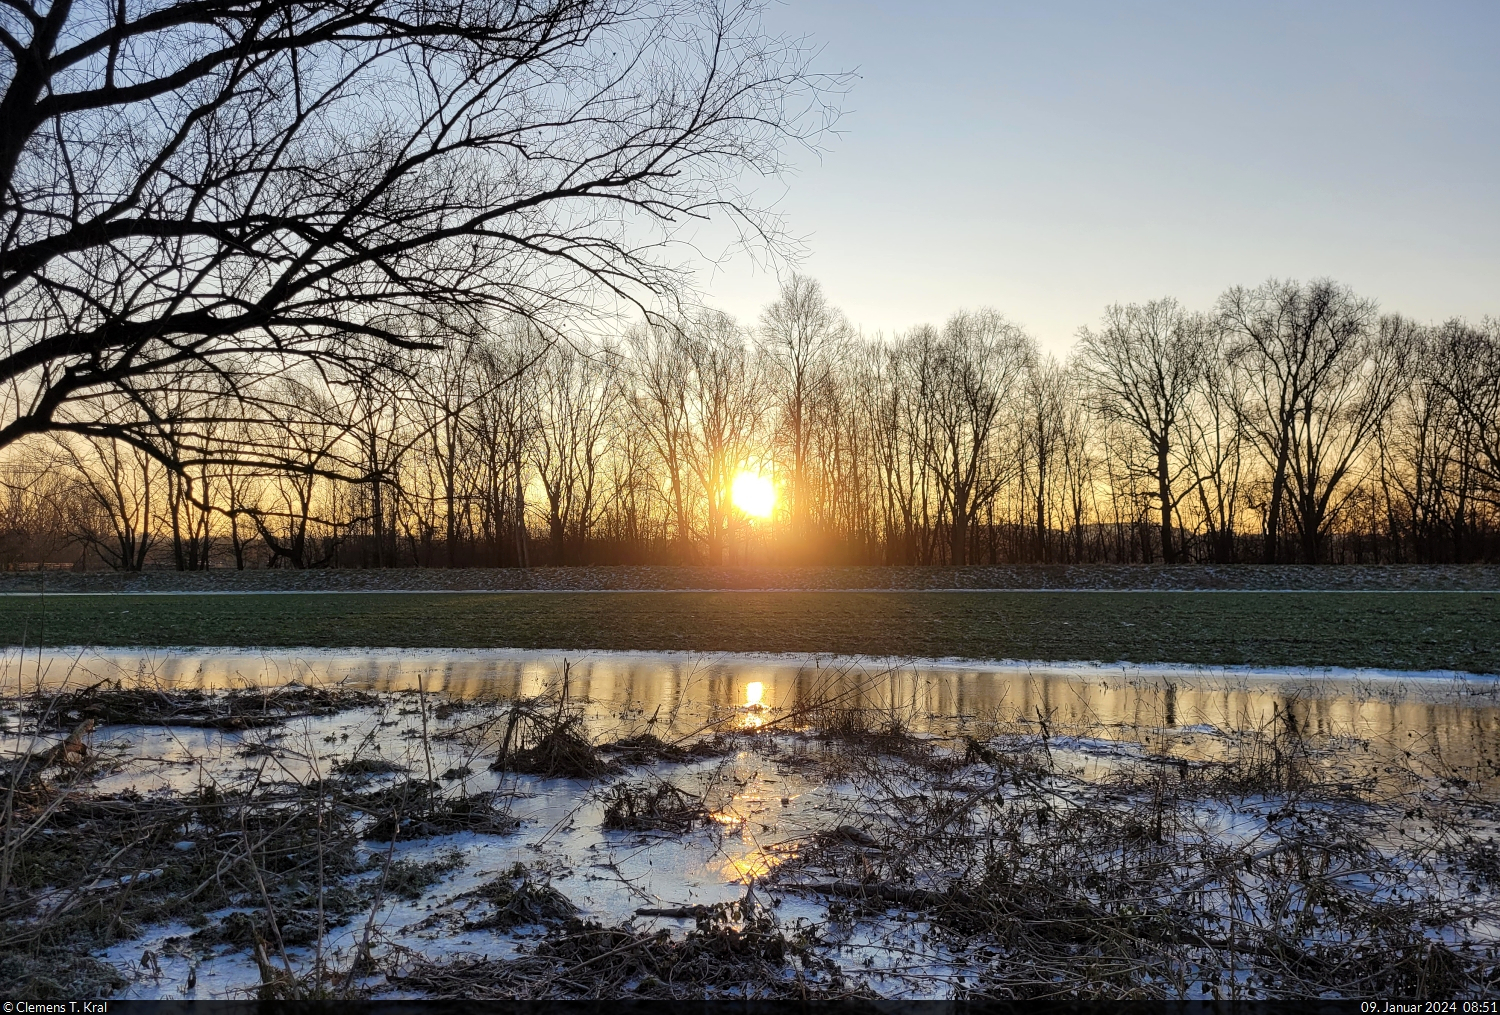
[738,680,766,729]
[721,846,788,884]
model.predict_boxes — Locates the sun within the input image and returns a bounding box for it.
[731,471,776,520]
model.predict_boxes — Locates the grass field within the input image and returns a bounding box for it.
[1,590,1497,673]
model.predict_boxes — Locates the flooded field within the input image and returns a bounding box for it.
[13,648,1500,787]
[2,649,1498,999]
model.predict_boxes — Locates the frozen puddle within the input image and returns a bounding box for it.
[3,650,1498,1000]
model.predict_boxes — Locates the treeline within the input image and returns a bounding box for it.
[2,277,1497,570]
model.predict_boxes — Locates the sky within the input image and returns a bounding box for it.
[692,1,1500,355]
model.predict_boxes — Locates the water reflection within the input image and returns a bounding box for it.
[7,647,1499,790]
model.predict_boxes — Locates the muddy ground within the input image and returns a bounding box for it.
[2,665,1497,1000]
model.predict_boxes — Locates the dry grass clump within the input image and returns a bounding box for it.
[789,682,957,772]
[600,732,693,765]
[239,684,382,716]
[463,863,578,930]
[601,780,710,833]
[432,700,473,721]
[359,785,517,842]
[369,849,466,901]
[392,912,865,999]
[333,757,408,780]
[487,703,613,779]
[1199,701,1323,798]
[27,684,262,730]
[0,951,127,999]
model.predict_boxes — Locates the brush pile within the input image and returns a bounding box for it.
[601,780,710,833]
[488,703,612,779]
[462,864,579,930]
[358,785,517,841]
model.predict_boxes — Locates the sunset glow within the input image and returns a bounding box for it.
[731,472,776,519]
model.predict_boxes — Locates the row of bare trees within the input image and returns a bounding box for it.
[7,0,1487,571]
[0,0,840,571]
[2,276,1496,570]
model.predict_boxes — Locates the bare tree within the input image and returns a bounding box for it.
[213,422,261,570]
[331,349,411,568]
[1020,356,1066,562]
[247,376,343,568]
[861,335,928,565]
[1183,319,1245,563]
[1055,362,1100,563]
[467,322,540,566]
[1430,318,1500,522]
[532,339,616,563]
[53,427,159,570]
[1287,315,1406,562]
[600,401,666,559]
[408,329,484,568]
[1219,279,1379,562]
[0,445,71,567]
[760,275,846,545]
[1077,299,1203,564]
[0,0,835,479]
[627,322,696,561]
[802,343,865,557]
[681,312,764,565]
[924,310,1032,566]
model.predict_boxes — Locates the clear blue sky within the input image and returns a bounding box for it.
[697,1,1500,354]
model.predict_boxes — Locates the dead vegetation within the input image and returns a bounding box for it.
[359,786,518,842]
[600,732,694,765]
[0,772,370,998]
[766,705,1500,999]
[22,681,379,731]
[1441,833,1500,892]
[334,757,408,780]
[804,700,935,762]
[0,951,128,999]
[461,863,578,930]
[487,700,613,779]
[392,907,867,999]
[372,850,466,901]
[601,780,710,833]
[0,681,504,997]
[1,667,1496,1001]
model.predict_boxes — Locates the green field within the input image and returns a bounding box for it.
[1,590,1496,673]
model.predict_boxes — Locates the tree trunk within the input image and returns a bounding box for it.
[1264,449,1289,564]
[1157,443,1176,564]
[950,497,968,566]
